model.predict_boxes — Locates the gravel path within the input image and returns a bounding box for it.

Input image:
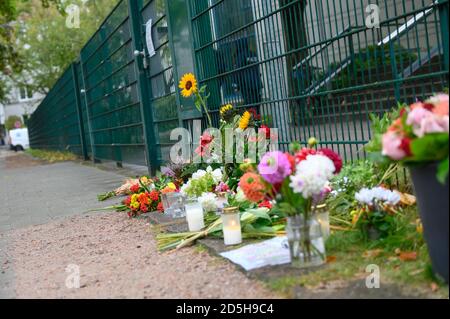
[7,212,279,299]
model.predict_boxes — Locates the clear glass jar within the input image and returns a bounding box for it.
[286,215,326,268]
[222,207,242,246]
[185,199,205,232]
[162,192,186,219]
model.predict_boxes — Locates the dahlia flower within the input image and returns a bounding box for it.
[258,151,292,184]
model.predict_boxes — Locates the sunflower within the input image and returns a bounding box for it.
[239,111,252,130]
[179,73,198,98]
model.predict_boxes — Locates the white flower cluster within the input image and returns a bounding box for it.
[289,155,336,198]
[191,166,223,183]
[180,166,224,196]
[355,187,401,206]
[198,192,218,212]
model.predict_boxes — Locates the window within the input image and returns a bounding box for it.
[19,86,33,101]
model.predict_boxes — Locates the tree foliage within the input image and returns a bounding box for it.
[5,115,23,130]
[1,0,116,101]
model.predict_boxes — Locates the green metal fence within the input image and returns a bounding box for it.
[189,0,450,162]
[28,65,84,155]
[28,0,449,171]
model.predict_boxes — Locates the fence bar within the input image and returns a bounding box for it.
[128,0,159,174]
[71,63,89,160]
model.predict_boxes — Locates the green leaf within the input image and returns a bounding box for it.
[409,133,449,163]
[437,157,449,185]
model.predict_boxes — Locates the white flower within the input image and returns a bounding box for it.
[290,171,329,198]
[298,154,336,179]
[198,192,218,212]
[211,168,223,184]
[235,187,248,203]
[355,187,401,206]
[192,169,207,180]
[289,155,335,198]
[180,180,191,195]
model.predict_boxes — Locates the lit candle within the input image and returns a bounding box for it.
[222,207,242,246]
[185,200,205,232]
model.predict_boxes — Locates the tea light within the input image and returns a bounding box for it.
[222,207,242,246]
[185,200,205,232]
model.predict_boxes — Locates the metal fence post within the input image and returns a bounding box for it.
[127,0,159,175]
[79,56,98,163]
[438,0,449,72]
[71,63,89,160]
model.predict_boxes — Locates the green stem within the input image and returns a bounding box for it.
[196,91,212,127]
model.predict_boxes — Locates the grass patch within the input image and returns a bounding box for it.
[267,206,449,298]
[26,149,78,163]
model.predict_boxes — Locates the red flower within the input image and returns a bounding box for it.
[195,133,214,157]
[248,108,261,121]
[140,204,148,213]
[399,137,413,157]
[318,148,343,174]
[258,201,273,210]
[285,152,296,172]
[295,148,317,163]
[260,125,271,139]
[423,103,435,111]
[149,190,160,202]
[130,184,140,194]
[123,196,132,206]
[157,202,164,213]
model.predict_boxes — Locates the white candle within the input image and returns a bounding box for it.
[223,223,242,246]
[222,207,242,246]
[185,202,205,232]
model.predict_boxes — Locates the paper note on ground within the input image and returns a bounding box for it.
[220,236,291,271]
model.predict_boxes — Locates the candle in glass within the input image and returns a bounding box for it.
[185,200,205,232]
[222,207,242,246]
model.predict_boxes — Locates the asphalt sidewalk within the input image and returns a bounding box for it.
[0,149,126,298]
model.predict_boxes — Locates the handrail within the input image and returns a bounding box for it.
[292,26,352,71]
[378,0,438,46]
[303,1,439,95]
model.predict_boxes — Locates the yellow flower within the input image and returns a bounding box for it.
[132,202,140,209]
[239,111,252,130]
[167,182,177,190]
[416,219,423,234]
[220,104,233,116]
[179,73,198,98]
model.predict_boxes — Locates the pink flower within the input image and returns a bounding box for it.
[428,94,449,116]
[407,107,434,126]
[258,151,292,184]
[416,115,449,137]
[382,131,407,160]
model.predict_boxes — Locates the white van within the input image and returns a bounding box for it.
[8,128,30,151]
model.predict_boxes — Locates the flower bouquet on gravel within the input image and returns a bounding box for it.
[97,176,153,201]
[366,93,449,283]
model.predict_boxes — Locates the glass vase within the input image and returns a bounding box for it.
[286,215,326,268]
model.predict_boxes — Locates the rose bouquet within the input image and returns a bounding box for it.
[367,93,449,183]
